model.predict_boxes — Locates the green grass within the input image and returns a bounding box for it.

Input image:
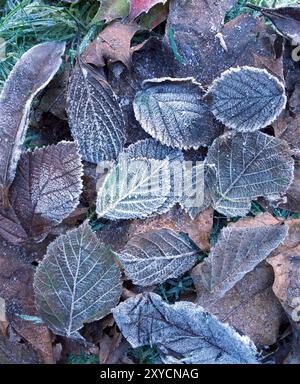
[128,346,160,364]
[66,352,98,364]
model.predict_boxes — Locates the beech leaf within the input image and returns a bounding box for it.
[96,157,172,220]
[119,228,199,286]
[0,41,65,192]
[112,292,258,364]
[67,61,126,163]
[192,224,288,305]
[133,77,223,149]
[9,141,83,242]
[207,66,287,131]
[205,131,294,217]
[34,222,122,339]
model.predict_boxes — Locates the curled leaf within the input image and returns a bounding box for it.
[205,131,294,217]
[133,77,223,149]
[67,61,126,163]
[34,222,122,339]
[9,141,83,242]
[207,66,287,131]
[0,41,65,192]
[113,292,258,364]
[129,0,168,20]
[120,228,199,286]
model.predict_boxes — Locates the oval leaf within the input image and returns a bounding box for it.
[205,131,294,217]
[9,141,83,242]
[192,224,288,305]
[34,222,122,339]
[112,292,258,364]
[133,77,223,149]
[67,61,126,163]
[120,228,199,286]
[208,66,287,131]
[0,41,65,191]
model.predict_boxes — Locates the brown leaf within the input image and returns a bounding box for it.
[0,297,8,335]
[246,4,300,43]
[165,6,283,85]
[83,21,141,69]
[0,202,28,245]
[268,219,300,363]
[192,263,285,345]
[9,142,83,243]
[274,161,300,213]
[0,332,39,364]
[0,240,54,363]
[99,329,123,364]
[0,42,65,196]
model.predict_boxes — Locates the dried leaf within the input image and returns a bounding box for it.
[138,3,169,30]
[95,0,130,22]
[247,4,300,43]
[34,222,122,339]
[205,131,294,217]
[207,66,287,131]
[192,224,288,305]
[0,42,65,192]
[96,157,173,220]
[9,142,83,242]
[120,228,199,286]
[83,21,141,69]
[134,77,223,149]
[267,220,300,363]
[112,292,258,364]
[129,0,168,19]
[276,161,300,212]
[193,263,285,346]
[67,62,126,163]
[0,203,28,244]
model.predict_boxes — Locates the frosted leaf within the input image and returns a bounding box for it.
[205,131,294,217]
[112,292,258,364]
[34,221,122,339]
[120,228,199,286]
[0,41,65,191]
[0,203,28,244]
[67,61,126,163]
[9,141,83,242]
[208,66,287,131]
[133,77,223,149]
[96,157,173,220]
[121,139,184,213]
[192,224,288,305]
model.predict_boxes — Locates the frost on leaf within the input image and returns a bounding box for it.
[119,228,199,286]
[192,224,288,305]
[133,78,223,149]
[0,203,28,245]
[208,66,287,131]
[9,142,83,242]
[205,131,294,217]
[112,292,258,364]
[67,61,126,163]
[121,139,184,213]
[34,222,122,339]
[96,154,175,220]
[0,41,65,192]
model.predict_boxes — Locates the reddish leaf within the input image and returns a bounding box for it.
[129,0,168,20]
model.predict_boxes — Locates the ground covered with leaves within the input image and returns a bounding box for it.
[0,0,300,365]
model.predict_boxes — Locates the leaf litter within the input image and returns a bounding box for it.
[0,0,300,365]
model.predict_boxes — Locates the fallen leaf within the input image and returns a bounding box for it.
[192,223,288,304]
[67,61,126,163]
[0,297,8,334]
[9,142,83,243]
[99,330,123,364]
[193,262,286,346]
[205,131,294,217]
[83,21,141,69]
[246,4,300,43]
[112,292,259,364]
[129,0,168,20]
[120,228,200,286]
[133,77,223,149]
[34,221,122,339]
[95,0,130,22]
[268,219,300,363]
[138,2,169,30]
[0,42,65,198]
[207,66,286,131]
